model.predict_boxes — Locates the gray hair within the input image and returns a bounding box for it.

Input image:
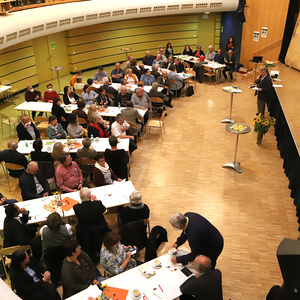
[20,114,29,122]
[79,187,91,202]
[194,255,212,273]
[129,191,142,203]
[169,212,187,227]
[262,67,269,74]
[7,140,18,150]
[136,87,143,93]
[152,64,158,71]
[115,113,124,122]
[90,112,99,123]
[152,82,159,90]
[102,77,109,85]
[228,50,233,54]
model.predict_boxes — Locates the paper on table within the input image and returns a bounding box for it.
[270,70,279,76]
[252,87,259,90]
[273,84,283,88]
[83,285,101,298]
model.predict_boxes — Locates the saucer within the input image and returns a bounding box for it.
[152,260,162,269]
[131,290,141,300]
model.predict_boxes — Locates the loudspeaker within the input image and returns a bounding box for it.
[277,238,300,296]
[237,10,246,23]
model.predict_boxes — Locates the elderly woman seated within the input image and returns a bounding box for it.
[67,114,85,138]
[47,115,67,140]
[88,112,109,138]
[100,231,136,277]
[9,250,60,300]
[118,191,150,226]
[77,137,97,159]
[94,153,122,187]
[61,239,105,298]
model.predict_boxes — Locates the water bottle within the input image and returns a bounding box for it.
[25,139,28,147]
[118,102,121,111]
[91,134,94,143]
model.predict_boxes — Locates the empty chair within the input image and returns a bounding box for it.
[204,66,216,84]
[0,112,19,137]
[147,111,166,141]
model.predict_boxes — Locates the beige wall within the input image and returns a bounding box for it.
[240,0,289,69]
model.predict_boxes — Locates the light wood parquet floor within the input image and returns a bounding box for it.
[0,67,299,299]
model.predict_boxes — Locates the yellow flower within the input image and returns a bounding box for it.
[256,117,261,123]
[264,120,269,126]
[101,284,107,289]
[258,113,262,118]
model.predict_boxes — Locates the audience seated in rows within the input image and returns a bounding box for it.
[17,114,40,141]
[100,231,137,277]
[30,138,53,162]
[0,192,17,206]
[140,69,156,86]
[115,85,132,107]
[121,101,142,136]
[56,153,88,192]
[206,45,216,61]
[77,137,97,159]
[63,86,79,105]
[94,153,122,187]
[102,77,118,97]
[111,62,125,83]
[67,114,84,138]
[111,113,137,154]
[25,85,43,119]
[70,100,89,122]
[47,115,67,140]
[19,161,50,201]
[44,83,60,103]
[82,84,98,105]
[98,87,113,107]
[142,51,155,66]
[214,48,225,64]
[9,250,60,300]
[157,45,168,63]
[74,77,84,90]
[70,71,82,88]
[194,46,205,58]
[104,135,129,180]
[93,66,109,83]
[125,68,138,85]
[0,140,28,178]
[88,112,109,138]
[118,191,150,226]
[157,70,174,107]
[52,98,68,131]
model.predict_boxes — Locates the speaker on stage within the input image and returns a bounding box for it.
[277,238,300,296]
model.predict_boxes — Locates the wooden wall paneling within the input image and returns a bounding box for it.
[240,0,289,68]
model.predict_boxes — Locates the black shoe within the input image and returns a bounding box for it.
[256,113,259,116]
[168,104,173,108]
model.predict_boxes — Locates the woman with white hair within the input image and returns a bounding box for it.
[118,191,150,226]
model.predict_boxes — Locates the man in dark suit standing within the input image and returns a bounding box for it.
[17,114,40,141]
[19,161,50,201]
[255,67,273,116]
[180,255,223,300]
[222,49,236,80]
[169,212,224,269]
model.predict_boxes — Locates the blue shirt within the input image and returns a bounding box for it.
[111,69,125,83]
[214,54,224,64]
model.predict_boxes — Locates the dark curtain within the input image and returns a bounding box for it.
[278,0,300,63]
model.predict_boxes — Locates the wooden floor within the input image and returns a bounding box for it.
[0,67,299,299]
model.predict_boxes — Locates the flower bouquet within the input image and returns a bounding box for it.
[253,114,276,145]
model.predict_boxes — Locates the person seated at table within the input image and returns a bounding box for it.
[88,113,109,138]
[17,114,40,141]
[149,82,168,111]
[51,98,68,131]
[125,68,139,85]
[44,83,60,103]
[0,140,28,178]
[140,69,156,86]
[173,58,185,73]
[111,113,137,154]
[74,76,84,90]
[47,115,67,140]
[67,114,85,138]
[93,66,109,84]
[194,46,205,58]
[104,135,129,180]
[164,55,174,69]
[157,45,168,63]
[225,36,235,53]
[142,51,155,66]
[115,86,132,107]
[182,44,193,56]
[61,239,105,298]
[77,137,97,159]
[168,65,185,97]
[19,161,50,201]
[94,153,122,187]
[121,101,142,137]
[0,192,17,205]
[98,87,113,107]
[153,54,164,68]
[70,70,82,88]
[131,59,142,80]
[25,85,43,119]
[87,104,108,129]
[9,250,60,300]
[118,191,150,226]
[82,84,99,105]
[180,255,223,300]
[111,62,125,83]
[206,45,216,61]
[102,77,118,97]
[100,231,136,277]
[63,86,79,105]
[131,87,151,124]
[30,138,53,162]
[151,64,161,79]
[70,100,89,123]
[52,141,64,169]
[214,48,225,64]
[222,49,236,81]
[56,153,88,192]
[165,42,174,58]
[157,70,174,107]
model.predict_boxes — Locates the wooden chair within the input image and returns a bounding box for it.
[4,162,25,192]
[187,70,197,92]
[183,61,192,72]
[34,116,48,131]
[77,158,96,183]
[106,92,114,99]
[122,61,127,69]
[147,111,166,140]
[203,65,216,84]
[150,97,165,116]
[0,244,31,284]
[169,79,179,98]
[127,121,138,143]
[0,112,19,137]
[75,88,83,99]
[78,117,88,128]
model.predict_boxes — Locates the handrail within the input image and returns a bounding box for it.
[252,38,283,55]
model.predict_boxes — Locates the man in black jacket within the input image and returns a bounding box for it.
[17,114,40,141]
[222,49,236,80]
[102,77,118,97]
[114,86,132,107]
[180,255,223,300]
[19,161,50,201]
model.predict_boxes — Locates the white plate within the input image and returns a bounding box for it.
[131,291,141,300]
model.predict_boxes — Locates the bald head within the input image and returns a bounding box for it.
[194,255,211,273]
[146,51,151,57]
[79,187,91,202]
[121,86,127,95]
[162,70,168,78]
[27,161,39,174]
[156,53,162,60]
[7,140,18,150]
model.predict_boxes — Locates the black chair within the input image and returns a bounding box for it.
[119,219,150,252]
[76,225,110,264]
[77,158,96,182]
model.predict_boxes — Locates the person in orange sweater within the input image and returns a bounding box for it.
[70,71,82,88]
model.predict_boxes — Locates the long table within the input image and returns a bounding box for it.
[0,181,135,231]
[101,247,196,300]
[17,138,129,154]
[92,83,163,93]
[99,106,147,118]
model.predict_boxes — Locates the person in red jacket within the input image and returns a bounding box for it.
[44,83,60,103]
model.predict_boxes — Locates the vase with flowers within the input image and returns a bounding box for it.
[253,114,276,145]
